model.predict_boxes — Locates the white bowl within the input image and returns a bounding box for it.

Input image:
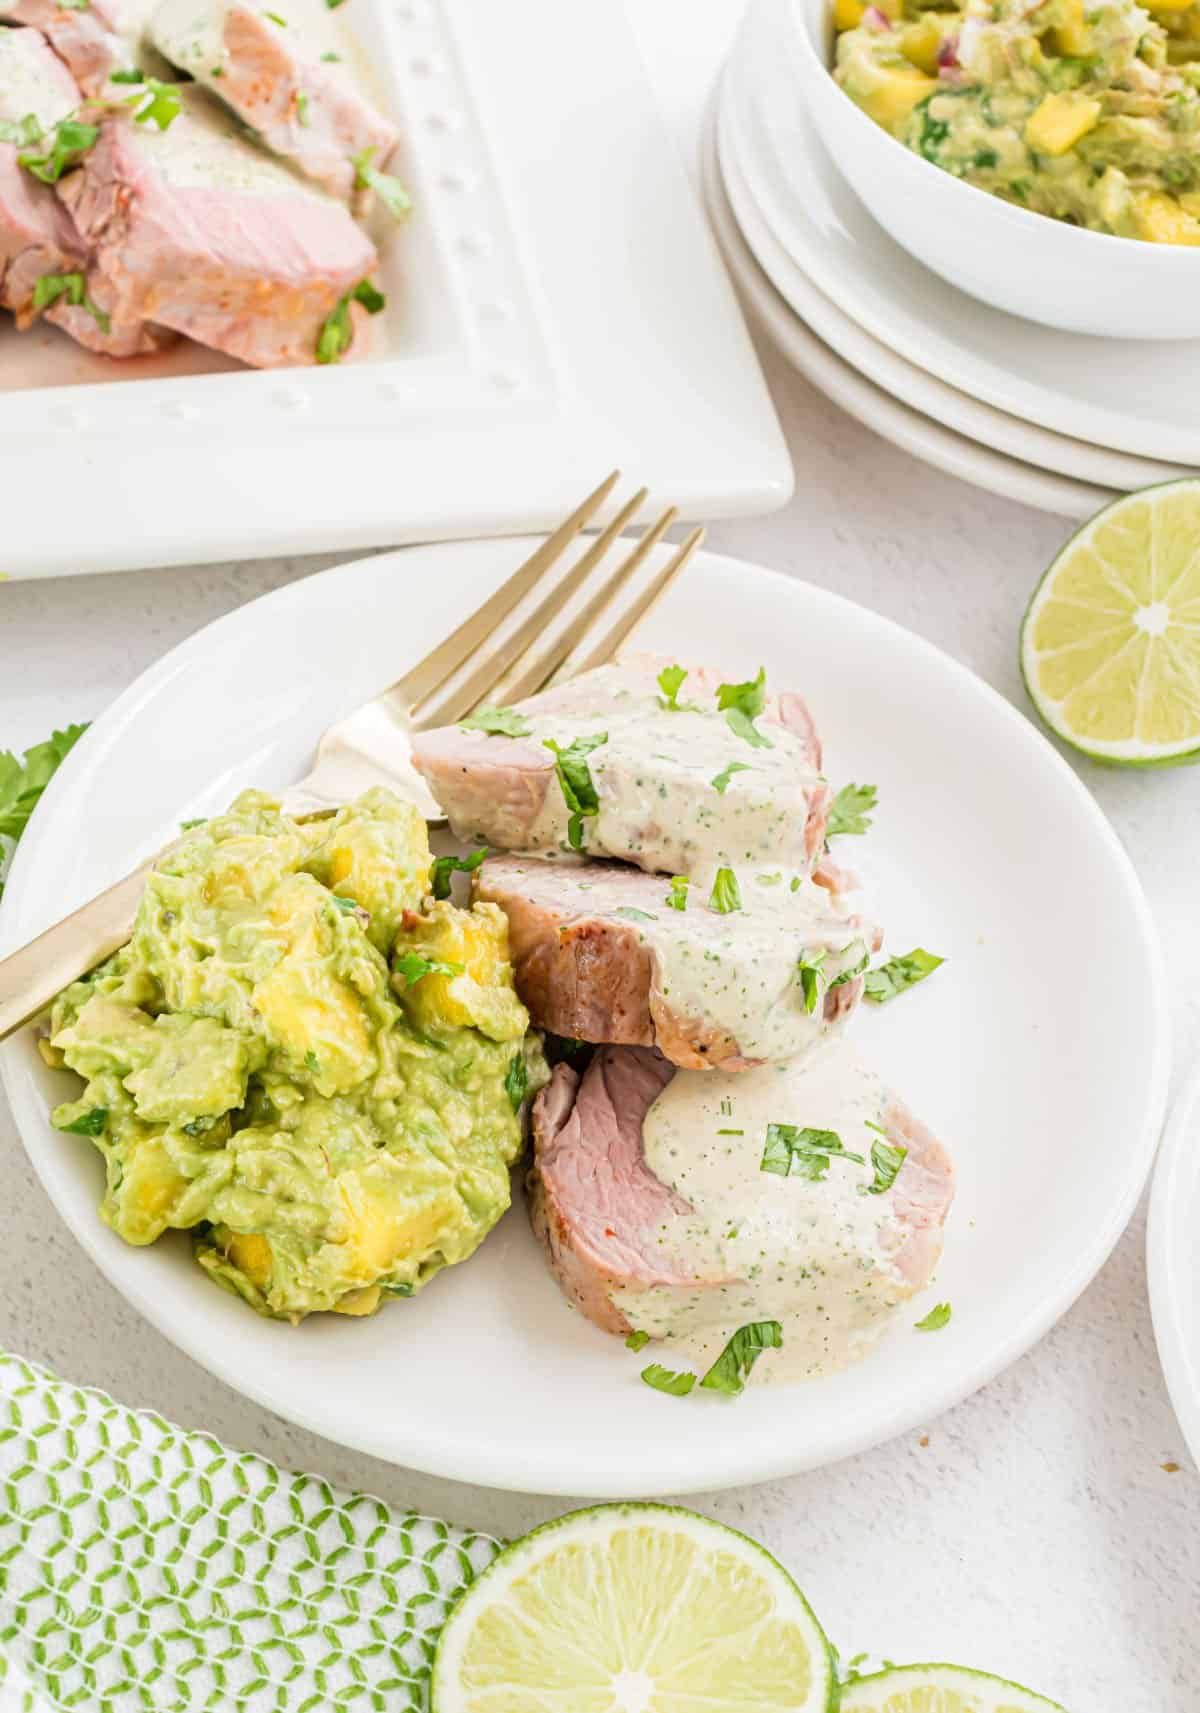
[790,0,1200,339]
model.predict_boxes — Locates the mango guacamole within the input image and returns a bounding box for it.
[42,788,546,1321]
[835,0,1200,242]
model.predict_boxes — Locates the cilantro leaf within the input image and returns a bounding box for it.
[504,1051,528,1113]
[625,1330,650,1352]
[0,724,89,894]
[109,66,144,83]
[328,894,361,914]
[179,817,208,831]
[864,948,944,1004]
[699,1320,783,1396]
[0,114,44,147]
[915,1302,952,1332]
[315,277,386,363]
[615,907,655,923]
[54,1107,108,1137]
[865,1137,907,1195]
[828,946,869,990]
[304,1051,321,1073]
[31,272,110,334]
[708,866,741,914]
[717,668,773,749]
[797,947,826,1016]
[543,732,607,850]
[724,708,773,749]
[295,90,310,126]
[320,48,341,59]
[665,875,688,911]
[760,1123,864,1182]
[826,782,878,838]
[641,1363,696,1397]
[458,705,532,738]
[657,664,696,711]
[57,0,90,10]
[126,78,182,130]
[351,145,412,219]
[265,8,286,20]
[20,118,98,183]
[711,760,750,794]
[395,951,465,987]
[430,845,488,901]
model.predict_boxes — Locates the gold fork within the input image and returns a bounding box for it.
[0,473,704,1041]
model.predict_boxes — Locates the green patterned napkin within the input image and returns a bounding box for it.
[0,1352,500,1713]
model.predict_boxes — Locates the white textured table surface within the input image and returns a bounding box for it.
[3,8,1199,1710]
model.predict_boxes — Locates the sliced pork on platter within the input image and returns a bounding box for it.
[0,26,169,355]
[530,1039,955,1379]
[412,655,832,878]
[59,86,381,366]
[475,854,879,1070]
[0,0,164,92]
[150,0,400,201]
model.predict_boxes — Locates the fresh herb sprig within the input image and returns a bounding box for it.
[351,145,411,218]
[717,668,773,749]
[826,783,877,838]
[316,277,386,363]
[544,732,607,850]
[429,846,488,900]
[0,723,88,896]
[760,1123,864,1183]
[863,948,944,1004]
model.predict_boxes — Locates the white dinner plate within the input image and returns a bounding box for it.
[727,0,1200,467]
[0,540,1169,1496]
[1148,1066,1200,1471]
[0,0,790,580]
[702,111,1116,521]
[717,63,1193,497]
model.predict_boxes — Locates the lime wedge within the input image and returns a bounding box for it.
[432,1502,836,1712]
[1021,480,1200,765]
[839,1662,1067,1712]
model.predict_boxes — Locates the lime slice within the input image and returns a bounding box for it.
[431,1501,836,1712]
[839,1662,1067,1712]
[1021,480,1200,765]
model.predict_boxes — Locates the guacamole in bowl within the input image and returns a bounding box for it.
[40,788,547,1322]
[835,0,1200,242]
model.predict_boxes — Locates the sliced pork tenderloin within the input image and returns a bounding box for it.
[0,0,168,91]
[475,854,880,1070]
[151,0,399,201]
[530,1039,955,1375]
[412,654,832,878]
[58,86,380,367]
[0,26,168,354]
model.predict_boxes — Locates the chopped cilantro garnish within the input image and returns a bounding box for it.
[544,732,606,850]
[711,760,750,795]
[126,79,182,130]
[864,948,944,1004]
[265,8,286,21]
[326,0,348,9]
[826,782,877,838]
[32,273,110,335]
[458,705,532,738]
[761,1123,864,1182]
[430,846,488,900]
[708,866,741,914]
[717,668,773,749]
[304,1051,320,1073]
[55,1107,108,1137]
[380,1281,414,1296]
[320,48,341,59]
[915,1302,952,1332]
[504,1051,529,1113]
[0,114,43,147]
[616,907,655,923]
[864,1137,907,1196]
[56,0,90,11]
[19,118,98,184]
[295,91,310,126]
[716,1128,743,1136]
[109,67,144,83]
[351,145,412,218]
[179,817,207,831]
[0,723,88,895]
[625,1330,650,1353]
[315,277,386,363]
[828,946,869,989]
[395,951,464,987]
[329,894,360,914]
[665,875,688,911]
[796,947,826,1016]
[699,1320,782,1396]
[656,663,696,711]
[641,1363,696,1397]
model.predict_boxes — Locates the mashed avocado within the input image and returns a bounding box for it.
[835,0,1200,241]
[42,788,547,1321]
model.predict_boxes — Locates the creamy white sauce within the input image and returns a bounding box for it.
[130,84,335,198]
[151,0,346,93]
[618,1037,915,1382]
[520,668,824,877]
[0,27,78,129]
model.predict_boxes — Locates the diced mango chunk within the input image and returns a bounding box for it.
[1135,190,1200,244]
[1147,0,1195,13]
[856,63,938,128]
[1050,0,1092,53]
[1024,91,1101,156]
[225,1231,273,1288]
[900,15,942,73]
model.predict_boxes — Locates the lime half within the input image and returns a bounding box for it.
[1021,480,1200,765]
[431,1502,836,1712]
[840,1662,1067,1712]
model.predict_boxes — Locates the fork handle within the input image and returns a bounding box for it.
[0,858,158,1043]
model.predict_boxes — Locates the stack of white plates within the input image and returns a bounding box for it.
[708,0,1200,519]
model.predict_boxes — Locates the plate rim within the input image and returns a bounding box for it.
[1147,1062,1200,1471]
[0,540,1172,1495]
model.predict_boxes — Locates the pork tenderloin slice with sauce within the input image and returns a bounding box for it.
[0,27,170,355]
[0,0,168,91]
[412,654,832,877]
[475,854,880,1070]
[58,86,379,367]
[530,1040,955,1367]
[151,0,399,201]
